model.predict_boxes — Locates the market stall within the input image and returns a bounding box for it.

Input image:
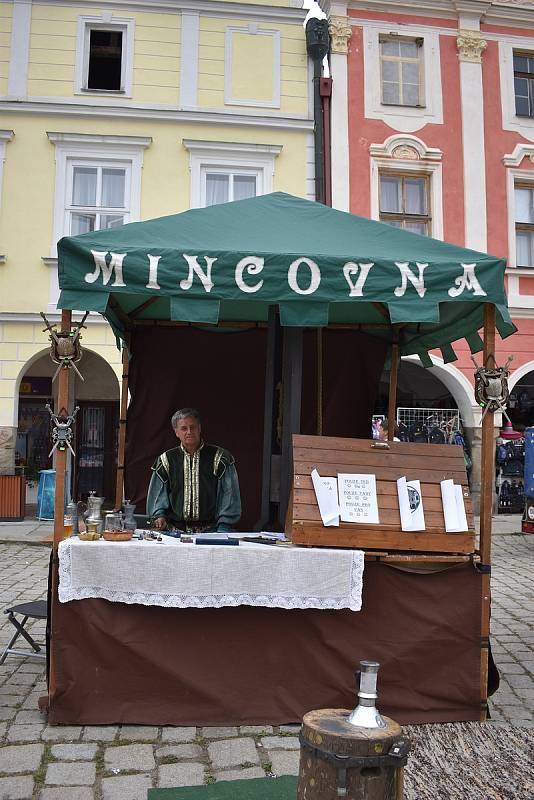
[46,192,514,725]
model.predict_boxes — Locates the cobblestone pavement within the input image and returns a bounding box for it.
[0,524,530,799]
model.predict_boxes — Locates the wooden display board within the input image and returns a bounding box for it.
[289,434,475,554]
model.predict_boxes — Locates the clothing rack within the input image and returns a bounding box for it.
[396,407,461,430]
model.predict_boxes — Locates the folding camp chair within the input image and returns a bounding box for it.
[0,600,47,664]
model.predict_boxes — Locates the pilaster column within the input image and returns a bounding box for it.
[7,0,32,100]
[329,12,351,211]
[456,24,488,251]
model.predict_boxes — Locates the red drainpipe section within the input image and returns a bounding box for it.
[320,77,333,208]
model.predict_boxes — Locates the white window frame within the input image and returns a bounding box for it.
[46,133,151,310]
[0,130,14,263]
[74,15,135,97]
[224,26,281,108]
[363,23,443,131]
[506,167,534,272]
[65,160,132,237]
[379,34,425,108]
[183,140,282,209]
[499,41,534,140]
[201,168,260,207]
[370,155,443,240]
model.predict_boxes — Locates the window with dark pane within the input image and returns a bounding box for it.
[513,51,534,118]
[87,29,123,91]
[379,173,431,235]
[380,36,423,107]
[515,185,534,267]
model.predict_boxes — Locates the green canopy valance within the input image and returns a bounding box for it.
[57,192,515,359]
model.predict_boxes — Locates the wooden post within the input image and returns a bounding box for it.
[53,310,72,550]
[48,309,72,712]
[387,341,399,441]
[115,346,130,510]
[479,303,496,720]
[317,329,323,435]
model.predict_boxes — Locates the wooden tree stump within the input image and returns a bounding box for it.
[297,708,408,800]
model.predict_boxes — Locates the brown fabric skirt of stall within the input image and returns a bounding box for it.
[48,561,482,726]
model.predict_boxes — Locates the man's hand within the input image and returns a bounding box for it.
[153,517,167,530]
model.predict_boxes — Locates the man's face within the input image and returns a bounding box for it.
[174,416,201,452]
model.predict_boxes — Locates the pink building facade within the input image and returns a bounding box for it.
[323,0,534,500]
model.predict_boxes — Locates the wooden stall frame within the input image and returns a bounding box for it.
[49,305,499,723]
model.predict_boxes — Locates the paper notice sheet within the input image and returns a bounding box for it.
[338,473,379,524]
[311,469,339,527]
[440,479,469,532]
[397,477,425,531]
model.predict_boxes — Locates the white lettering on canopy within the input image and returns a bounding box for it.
[288,257,321,295]
[235,256,264,293]
[448,263,486,297]
[180,254,216,293]
[394,262,428,298]
[85,251,126,287]
[146,255,161,290]
[343,262,373,297]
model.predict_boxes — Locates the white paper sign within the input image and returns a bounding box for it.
[397,477,425,531]
[311,469,340,527]
[338,473,379,524]
[454,484,469,532]
[441,480,469,532]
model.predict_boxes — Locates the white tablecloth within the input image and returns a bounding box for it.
[58,538,364,611]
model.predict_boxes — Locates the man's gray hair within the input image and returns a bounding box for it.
[171,408,201,430]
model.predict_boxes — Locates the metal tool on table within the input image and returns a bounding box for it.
[84,491,105,534]
[297,660,410,799]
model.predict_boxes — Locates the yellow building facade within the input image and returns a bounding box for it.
[0,0,313,505]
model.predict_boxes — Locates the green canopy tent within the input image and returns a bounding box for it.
[57,191,514,360]
[46,192,513,726]
[56,191,514,528]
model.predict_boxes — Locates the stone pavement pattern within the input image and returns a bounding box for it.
[0,519,530,799]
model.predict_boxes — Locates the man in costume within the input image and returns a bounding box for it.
[147,408,241,533]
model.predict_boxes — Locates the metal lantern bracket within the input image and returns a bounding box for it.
[472,354,513,422]
[41,311,88,382]
[46,404,80,458]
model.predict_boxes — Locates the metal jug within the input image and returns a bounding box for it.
[122,500,136,532]
[85,491,105,534]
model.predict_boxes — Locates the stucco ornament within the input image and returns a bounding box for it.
[456,30,487,63]
[329,16,352,55]
[392,145,420,160]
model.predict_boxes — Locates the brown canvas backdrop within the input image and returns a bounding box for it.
[125,326,387,529]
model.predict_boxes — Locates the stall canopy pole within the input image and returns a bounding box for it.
[480,303,495,564]
[53,310,72,550]
[279,327,303,528]
[387,340,399,441]
[479,302,496,720]
[115,347,130,510]
[257,306,278,530]
[48,309,72,712]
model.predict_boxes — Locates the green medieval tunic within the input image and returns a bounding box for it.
[147,442,241,533]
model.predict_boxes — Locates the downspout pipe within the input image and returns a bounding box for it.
[306,19,330,204]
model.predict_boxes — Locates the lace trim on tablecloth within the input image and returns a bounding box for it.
[58,539,364,611]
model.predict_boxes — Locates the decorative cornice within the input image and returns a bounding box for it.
[503,143,534,167]
[369,134,443,161]
[182,140,283,157]
[0,130,14,143]
[31,0,307,26]
[0,100,313,131]
[456,29,487,62]
[329,15,352,55]
[47,132,152,148]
